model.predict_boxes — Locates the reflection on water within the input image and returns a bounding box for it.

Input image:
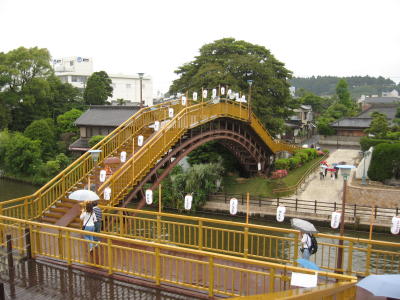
[0,178,37,202]
[0,258,202,300]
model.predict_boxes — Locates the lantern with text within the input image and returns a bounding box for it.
[138,135,144,146]
[184,194,193,211]
[202,90,207,99]
[230,198,238,215]
[221,87,225,95]
[120,151,127,163]
[104,187,111,201]
[145,189,153,205]
[99,170,106,183]
[154,121,160,131]
[193,92,198,100]
[391,216,400,235]
[182,96,186,106]
[168,108,174,118]
[212,88,217,99]
[257,162,261,171]
[331,211,341,229]
[276,205,286,222]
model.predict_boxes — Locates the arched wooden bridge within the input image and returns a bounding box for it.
[1,98,298,227]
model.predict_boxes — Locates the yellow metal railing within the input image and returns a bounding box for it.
[98,99,299,206]
[99,206,400,277]
[0,100,185,220]
[0,215,355,298]
[229,281,357,299]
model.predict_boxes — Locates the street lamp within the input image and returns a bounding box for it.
[247,80,253,122]
[88,149,102,191]
[138,72,144,108]
[361,150,371,185]
[335,164,355,273]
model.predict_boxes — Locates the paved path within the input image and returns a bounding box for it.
[292,148,360,203]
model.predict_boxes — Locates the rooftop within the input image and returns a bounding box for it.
[363,97,400,104]
[75,105,140,127]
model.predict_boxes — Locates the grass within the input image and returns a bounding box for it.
[222,156,324,197]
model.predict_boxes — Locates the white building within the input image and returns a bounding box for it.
[53,57,153,106]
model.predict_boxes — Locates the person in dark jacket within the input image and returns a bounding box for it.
[92,201,102,242]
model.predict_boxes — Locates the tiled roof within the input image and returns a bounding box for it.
[364,97,400,104]
[69,138,90,151]
[331,118,372,128]
[75,105,140,126]
[357,105,398,119]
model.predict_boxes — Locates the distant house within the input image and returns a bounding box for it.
[283,105,316,143]
[69,105,140,152]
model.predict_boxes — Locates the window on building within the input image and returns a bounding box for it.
[71,76,77,82]
[126,84,131,88]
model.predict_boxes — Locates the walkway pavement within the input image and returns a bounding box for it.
[291,148,360,203]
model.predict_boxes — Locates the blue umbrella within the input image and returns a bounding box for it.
[297,258,320,271]
[357,274,400,299]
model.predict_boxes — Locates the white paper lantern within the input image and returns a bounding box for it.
[154,121,160,131]
[235,93,240,100]
[193,92,198,100]
[276,205,286,222]
[99,170,107,183]
[202,90,208,99]
[241,95,246,102]
[182,96,187,106]
[120,151,127,163]
[221,87,225,95]
[168,108,174,118]
[138,135,144,146]
[257,162,261,171]
[331,212,341,229]
[145,189,153,205]
[184,194,193,210]
[212,88,217,99]
[104,187,111,200]
[230,198,238,215]
[391,216,400,235]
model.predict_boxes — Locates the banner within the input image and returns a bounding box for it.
[99,170,106,182]
[104,187,111,200]
[184,195,193,210]
[391,216,400,235]
[276,205,286,222]
[331,211,341,229]
[120,151,127,163]
[145,189,153,205]
[230,198,238,215]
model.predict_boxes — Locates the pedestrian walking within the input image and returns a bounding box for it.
[324,167,328,177]
[300,231,312,260]
[80,201,97,251]
[92,201,102,242]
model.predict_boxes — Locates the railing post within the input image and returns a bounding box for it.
[269,268,275,293]
[66,231,72,265]
[224,193,227,204]
[156,215,161,242]
[6,234,14,281]
[365,243,372,276]
[347,241,353,275]
[354,204,357,217]
[277,197,280,207]
[198,220,203,250]
[38,192,43,218]
[244,226,249,258]
[155,247,161,285]
[119,212,125,236]
[295,198,298,211]
[241,193,244,205]
[334,202,337,211]
[374,206,377,218]
[208,257,214,297]
[293,233,299,266]
[107,238,113,275]
[24,198,28,219]
[24,228,32,260]
[58,229,64,260]
[0,282,4,300]
[314,200,317,214]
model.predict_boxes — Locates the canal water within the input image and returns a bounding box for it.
[0,178,38,202]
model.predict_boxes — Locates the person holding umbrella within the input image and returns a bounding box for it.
[80,200,97,251]
[291,218,318,261]
[300,231,312,260]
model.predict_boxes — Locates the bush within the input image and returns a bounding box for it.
[360,136,400,151]
[288,157,301,170]
[294,152,308,164]
[368,143,400,181]
[88,135,105,148]
[275,158,290,170]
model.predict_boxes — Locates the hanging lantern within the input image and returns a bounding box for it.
[276,205,286,222]
[193,92,198,101]
[230,198,238,215]
[212,88,217,99]
[241,95,246,102]
[331,211,341,229]
[154,121,160,131]
[104,187,111,200]
[138,135,144,146]
[184,194,193,210]
[221,87,225,95]
[99,170,106,183]
[235,93,240,101]
[257,162,261,171]
[202,90,208,99]
[120,151,127,163]
[391,216,400,235]
[145,189,153,205]
[168,107,174,118]
[182,96,187,106]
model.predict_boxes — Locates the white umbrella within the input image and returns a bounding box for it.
[68,189,100,202]
[291,218,318,233]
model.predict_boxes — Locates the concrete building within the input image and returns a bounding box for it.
[53,57,153,106]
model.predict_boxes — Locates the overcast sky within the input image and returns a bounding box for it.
[1,0,399,95]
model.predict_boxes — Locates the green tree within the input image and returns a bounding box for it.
[365,112,389,138]
[56,108,83,134]
[83,71,113,105]
[335,79,351,107]
[24,118,57,160]
[299,91,328,114]
[169,38,297,135]
[3,132,42,175]
[88,135,105,148]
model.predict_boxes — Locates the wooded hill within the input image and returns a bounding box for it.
[291,76,399,98]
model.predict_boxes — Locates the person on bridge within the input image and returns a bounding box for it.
[300,231,312,260]
[80,201,97,251]
[93,201,102,241]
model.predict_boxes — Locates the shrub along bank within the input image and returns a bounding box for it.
[274,148,319,171]
[368,143,400,182]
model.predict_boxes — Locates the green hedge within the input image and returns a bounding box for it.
[275,158,290,170]
[275,149,319,171]
[368,143,400,182]
[360,137,400,151]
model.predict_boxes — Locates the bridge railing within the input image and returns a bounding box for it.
[98,206,400,277]
[0,214,355,298]
[98,99,299,206]
[0,100,185,220]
